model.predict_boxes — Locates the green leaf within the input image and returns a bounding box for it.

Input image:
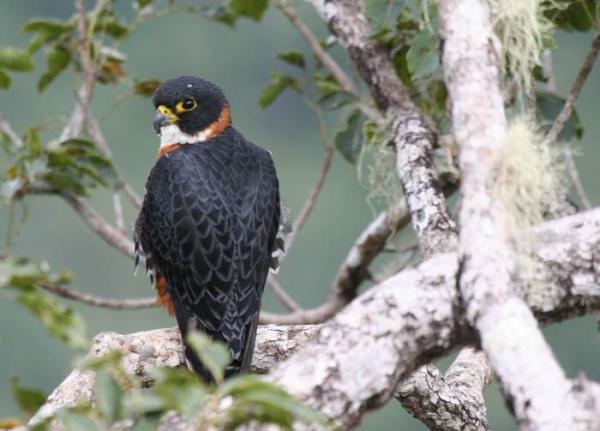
[335,110,364,165]
[24,128,43,157]
[151,367,209,415]
[18,290,89,349]
[536,91,584,141]
[229,0,269,21]
[95,370,123,422]
[0,48,33,72]
[95,13,129,39]
[277,51,306,69]
[186,332,230,384]
[135,0,153,8]
[38,45,71,92]
[11,376,47,417]
[122,391,165,416]
[22,18,74,35]
[0,257,87,349]
[545,0,597,32]
[56,410,99,431]
[221,375,326,428]
[406,29,439,80]
[133,79,161,97]
[259,73,301,108]
[0,69,10,89]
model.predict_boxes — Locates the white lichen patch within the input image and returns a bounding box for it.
[488,0,554,92]
[495,118,565,242]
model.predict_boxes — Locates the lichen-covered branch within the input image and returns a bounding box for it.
[439,1,599,429]
[30,209,600,430]
[30,325,320,426]
[308,2,494,428]
[310,0,457,258]
[396,348,493,431]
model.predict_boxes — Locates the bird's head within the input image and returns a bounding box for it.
[152,76,231,148]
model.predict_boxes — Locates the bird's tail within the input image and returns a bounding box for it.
[182,314,260,382]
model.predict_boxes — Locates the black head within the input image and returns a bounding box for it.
[152,76,230,137]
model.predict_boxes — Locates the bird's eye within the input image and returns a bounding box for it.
[176,97,197,112]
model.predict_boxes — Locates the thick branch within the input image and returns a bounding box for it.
[309,2,486,428]
[310,0,457,258]
[440,1,598,429]
[31,209,600,430]
[30,324,320,425]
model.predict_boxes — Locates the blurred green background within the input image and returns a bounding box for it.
[0,1,599,429]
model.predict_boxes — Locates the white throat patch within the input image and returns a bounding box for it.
[159,124,210,148]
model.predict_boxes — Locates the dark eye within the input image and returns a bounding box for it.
[182,98,195,109]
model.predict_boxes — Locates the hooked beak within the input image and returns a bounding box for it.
[153,110,172,134]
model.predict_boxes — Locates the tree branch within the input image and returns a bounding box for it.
[266,274,302,312]
[28,187,135,259]
[310,0,458,258]
[308,2,491,428]
[30,324,321,426]
[259,201,410,324]
[542,30,600,148]
[30,208,600,430]
[38,283,156,310]
[0,113,23,148]
[274,0,359,97]
[440,1,598,429]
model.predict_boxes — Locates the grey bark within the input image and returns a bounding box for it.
[30,209,600,430]
[439,1,600,429]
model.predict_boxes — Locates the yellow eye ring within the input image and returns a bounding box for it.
[175,97,197,113]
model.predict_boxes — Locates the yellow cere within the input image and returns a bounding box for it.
[158,105,179,122]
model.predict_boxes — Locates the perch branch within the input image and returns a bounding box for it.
[30,208,600,430]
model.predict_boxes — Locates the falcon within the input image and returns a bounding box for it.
[134,76,281,380]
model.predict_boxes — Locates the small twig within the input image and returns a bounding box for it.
[0,113,23,148]
[119,180,143,209]
[274,0,360,97]
[260,201,411,325]
[39,283,156,309]
[60,0,99,141]
[113,193,125,231]
[282,102,335,258]
[543,30,600,147]
[28,187,135,258]
[266,274,302,312]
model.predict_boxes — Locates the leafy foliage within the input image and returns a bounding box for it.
[544,0,598,32]
[0,257,88,349]
[259,72,301,108]
[27,334,326,431]
[11,376,48,418]
[0,131,116,205]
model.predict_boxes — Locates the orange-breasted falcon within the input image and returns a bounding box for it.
[134,76,281,379]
